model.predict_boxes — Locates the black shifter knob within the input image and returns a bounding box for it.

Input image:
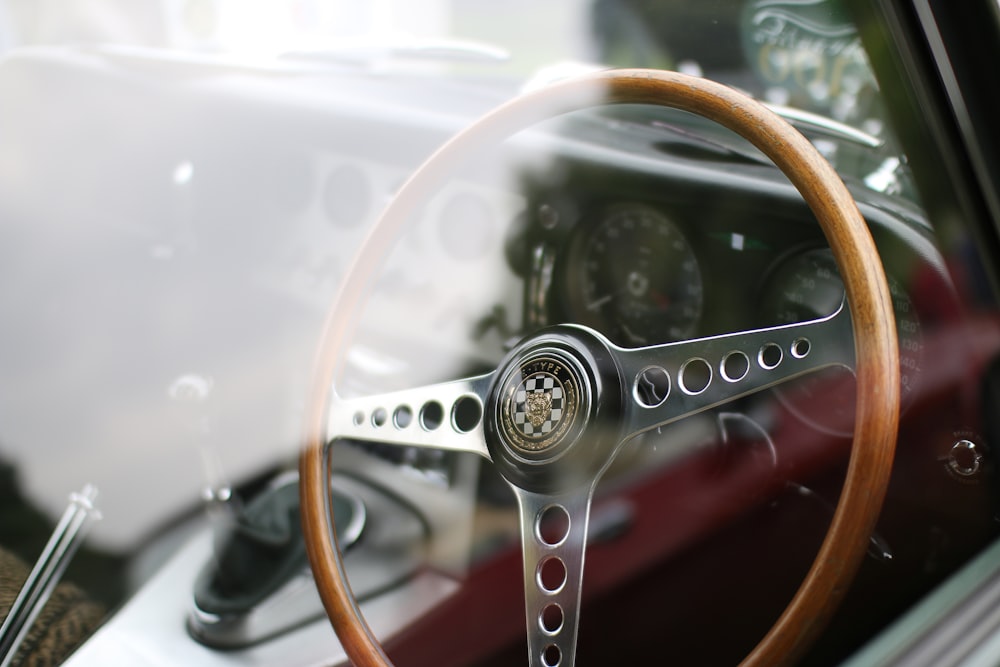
[193,473,359,618]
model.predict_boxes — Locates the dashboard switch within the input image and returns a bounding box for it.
[946,439,984,479]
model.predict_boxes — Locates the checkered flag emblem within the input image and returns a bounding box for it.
[513,374,564,437]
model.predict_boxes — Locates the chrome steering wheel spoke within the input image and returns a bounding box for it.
[326,373,495,459]
[511,483,595,667]
[615,303,852,441]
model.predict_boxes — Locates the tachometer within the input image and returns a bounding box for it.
[760,247,923,435]
[565,204,703,346]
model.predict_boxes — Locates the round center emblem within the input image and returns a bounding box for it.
[499,355,582,455]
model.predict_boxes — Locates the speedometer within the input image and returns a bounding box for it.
[759,247,923,435]
[565,204,703,346]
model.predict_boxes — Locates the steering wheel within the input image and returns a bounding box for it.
[300,69,900,667]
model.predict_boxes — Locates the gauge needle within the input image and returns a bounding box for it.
[621,322,647,345]
[587,294,613,311]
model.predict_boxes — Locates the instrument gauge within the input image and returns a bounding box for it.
[760,248,923,435]
[565,204,703,346]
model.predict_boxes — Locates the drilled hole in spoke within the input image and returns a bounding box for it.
[759,343,783,370]
[452,396,483,433]
[791,337,811,359]
[419,401,444,431]
[352,411,364,426]
[542,644,562,667]
[633,366,671,408]
[538,557,567,594]
[679,358,712,395]
[371,408,388,428]
[720,351,750,383]
[540,604,564,635]
[393,406,412,429]
[537,505,570,547]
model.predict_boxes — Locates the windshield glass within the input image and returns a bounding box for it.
[6,2,999,666]
[0,0,908,571]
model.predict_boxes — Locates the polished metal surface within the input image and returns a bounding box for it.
[513,485,594,667]
[613,304,853,442]
[328,374,494,459]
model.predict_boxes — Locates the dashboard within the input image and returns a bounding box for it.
[486,105,946,441]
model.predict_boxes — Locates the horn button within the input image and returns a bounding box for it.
[496,353,587,457]
[485,327,624,493]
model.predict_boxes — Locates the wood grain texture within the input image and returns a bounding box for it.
[299,68,900,667]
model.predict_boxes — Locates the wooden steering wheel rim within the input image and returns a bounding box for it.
[300,69,900,667]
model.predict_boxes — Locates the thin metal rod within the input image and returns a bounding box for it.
[0,485,101,667]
